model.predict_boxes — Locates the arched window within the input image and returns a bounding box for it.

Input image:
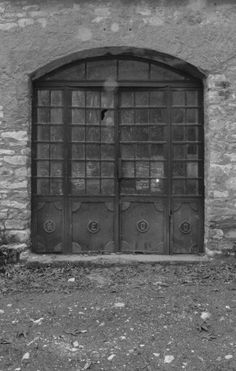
[32,56,203,254]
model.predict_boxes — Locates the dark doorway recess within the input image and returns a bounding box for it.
[32,56,204,254]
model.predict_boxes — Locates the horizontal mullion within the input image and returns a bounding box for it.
[36,105,64,108]
[36,81,201,88]
[172,141,202,144]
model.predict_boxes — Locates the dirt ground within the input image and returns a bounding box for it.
[0,259,235,371]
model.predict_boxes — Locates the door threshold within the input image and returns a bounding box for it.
[21,251,209,267]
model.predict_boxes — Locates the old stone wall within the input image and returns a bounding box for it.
[0,0,236,254]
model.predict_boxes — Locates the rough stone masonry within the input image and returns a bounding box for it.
[0,0,236,256]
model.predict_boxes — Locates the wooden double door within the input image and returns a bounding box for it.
[32,80,204,254]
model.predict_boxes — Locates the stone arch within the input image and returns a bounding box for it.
[30,46,206,81]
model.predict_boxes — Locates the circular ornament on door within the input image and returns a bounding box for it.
[179,220,191,234]
[87,220,100,234]
[136,219,150,233]
[43,219,56,233]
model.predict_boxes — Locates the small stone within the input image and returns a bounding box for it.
[22,352,30,361]
[153,353,160,357]
[108,354,115,361]
[114,302,125,308]
[0,310,5,314]
[73,341,79,348]
[225,355,233,360]
[68,278,75,282]
[164,355,175,363]
[200,311,211,321]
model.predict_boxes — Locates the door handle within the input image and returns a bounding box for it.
[118,158,122,179]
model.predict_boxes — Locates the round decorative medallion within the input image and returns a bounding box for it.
[179,220,191,234]
[87,220,100,234]
[136,219,150,233]
[43,219,56,233]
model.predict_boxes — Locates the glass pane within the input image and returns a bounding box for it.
[37,144,49,159]
[87,179,100,194]
[134,127,148,141]
[86,110,100,125]
[150,126,165,141]
[186,109,199,123]
[150,64,185,80]
[121,179,135,194]
[150,109,167,123]
[71,109,85,124]
[136,161,149,177]
[187,127,198,141]
[37,126,50,141]
[187,162,198,177]
[173,162,185,177]
[120,92,134,107]
[172,180,185,194]
[186,180,198,194]
[72,144,85,159]
[101,162,114,177]
[72,90,85,106]
[51,126,64,142]
[50,144,63,159]
[37,179,49,195]
[120,110,134,124]
[71,179,85,194]
[101,145,114,159]
[101,179,114,195]
[121,127,133,141]
[172,91,185,106]
[38,90,49,106]
[72,162,85,177]
[101,92,114,108]
[136,144,149,159]
[101,127,114,143]
[86,91,100,107]
[44,63,85,81]
[186,91,198,106]
[122,161,134,177]
[136,179,149,192]
[87,162,100,177]
[87,60,116,80]
[151,144,164,160]
[37,161,49,176]
[37,108,49,124]
[173,126,184,141]
[72,127,85,142]
[173,145,185,159]
[50,109,63,124]
[135,109,148,124]
[172,109,185,124]
[151,178,164,193]
[51,91,62,106]
[150,91,166,106]
[51,162,63,177]
[86,144,100,159]
[87,127,100,142]
[50,179,63,195]
[135,92,149,106]
[120,144,135,159]
[101,110,114,126]
[187,144,198,159]
[119,60,149,80]
[151,162,164,178]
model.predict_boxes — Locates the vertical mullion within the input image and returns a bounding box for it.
[99,89,102,194]
[49,89,52,194]
[167,87,172,254]
[85,90,87,194]
[115,88,120,251]
[148,90,151,191]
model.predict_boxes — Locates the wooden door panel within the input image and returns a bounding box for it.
[71,200,115,253]
[171,199,203,254]
[32,199,64,253]
[120,200,167,253]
